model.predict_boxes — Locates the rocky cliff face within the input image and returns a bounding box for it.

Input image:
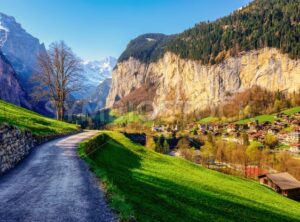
[0,52,31,108]
[106,48,300,117]
[0,12,48,114]
[0,12,46,90]
[90,78,112,110]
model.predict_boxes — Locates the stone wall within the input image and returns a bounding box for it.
[0,123,80,175]
[0,124,35,174]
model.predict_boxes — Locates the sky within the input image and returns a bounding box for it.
[0,0,251,61]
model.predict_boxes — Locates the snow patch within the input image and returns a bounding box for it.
[0,14,9,32]
[0,21,9,47]
[146,38,156,42]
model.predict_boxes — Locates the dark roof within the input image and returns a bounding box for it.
[261,173,300,190]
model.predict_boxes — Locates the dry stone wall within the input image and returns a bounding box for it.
[0,124,35,174]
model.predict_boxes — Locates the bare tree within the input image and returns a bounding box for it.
[31,41,83,121]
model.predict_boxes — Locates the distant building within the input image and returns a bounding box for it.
[287,132,300,143]
[259,172,300,200]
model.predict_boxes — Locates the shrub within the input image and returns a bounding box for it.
[264,134,279,149]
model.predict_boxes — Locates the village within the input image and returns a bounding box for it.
[149,110,300,200]
[152,111,300,154]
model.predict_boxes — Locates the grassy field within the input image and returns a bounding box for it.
[198,116,220,124]
[236,106,300,124]
[283,106,300,115]
[236,114,276,124]
[0,100,78,135]
[111,112,143,125]
[79,131,300,222]
[109,111,154,128]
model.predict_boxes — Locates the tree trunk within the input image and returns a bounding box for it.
[56,102,64,121]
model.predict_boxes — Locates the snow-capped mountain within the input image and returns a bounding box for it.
[0,12,47,114]
[71,57,116,114]
[0,51,31,108]
[74,56,116,99]
[83,56,117,87]
[0,12,46,89]
[0,11,115,115]
[73,78,112,115]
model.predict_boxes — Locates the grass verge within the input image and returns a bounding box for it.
[78,134,134,221]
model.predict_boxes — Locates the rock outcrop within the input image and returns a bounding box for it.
[0,12,49,115]
[0,12,46,91]
[0,51,31,108]
[106,48,300,117]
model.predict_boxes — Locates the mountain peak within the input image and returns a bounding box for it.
[73,56,117,100]
[0,12,45,80]
[0,12,26,36]
[0,12,17,24]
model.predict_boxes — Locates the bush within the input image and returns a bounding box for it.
[264,133,279,149]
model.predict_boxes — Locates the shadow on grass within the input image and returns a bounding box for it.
[88,135,300,222]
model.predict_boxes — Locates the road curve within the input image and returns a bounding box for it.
[0,131,116,222]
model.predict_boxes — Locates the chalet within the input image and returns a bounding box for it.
[227,124,237,133]
[259,172,300,200]
[248,122,257,133]
[249,131,264,141]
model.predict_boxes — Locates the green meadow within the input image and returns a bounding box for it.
[79,131,300,222]
[0,100,78,135]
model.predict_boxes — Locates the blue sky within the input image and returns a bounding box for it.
[0,0,251,61]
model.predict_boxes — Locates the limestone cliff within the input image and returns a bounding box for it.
[106,48,300,117]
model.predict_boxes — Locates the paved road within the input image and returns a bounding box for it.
[0,131,116,222]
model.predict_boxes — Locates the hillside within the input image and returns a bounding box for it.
[0,100,78,135]
[106,0,300,117]
[79,131,300,222]
[167,0,300,64]
[234,106,300,124]
[113,0,300,65]
[118,33,173,63]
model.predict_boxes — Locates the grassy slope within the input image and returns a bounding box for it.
[79,131,300,222]
[110,111,154,127]
[236,106,300,124]
[112,112,143,125]
[236,114,275,124]
[283,106,300,115]
[198,116,220,124]
[0,100,78,135]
